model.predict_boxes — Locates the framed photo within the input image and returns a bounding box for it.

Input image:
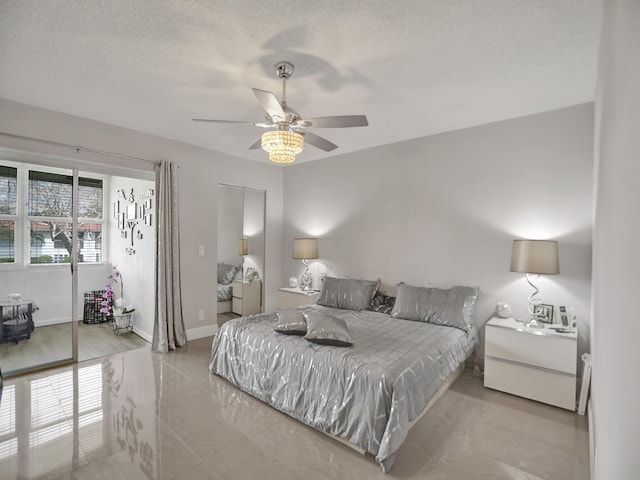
[127,203,137,220]
[144,199,152,209]
[118,213,125,230]
[113,201,120,218]
[533,303,554,323]
[144,214,152,226]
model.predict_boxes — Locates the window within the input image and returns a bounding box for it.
[0,163,104,265]
[0,166,17,263]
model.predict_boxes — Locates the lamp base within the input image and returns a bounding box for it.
[524,317,545,329]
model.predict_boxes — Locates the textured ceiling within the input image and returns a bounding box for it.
[0,1,604,165]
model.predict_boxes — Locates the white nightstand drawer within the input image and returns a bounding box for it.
[485,323,576,374]
[232,297,242,314]
[232,281,243,299]
[484,357,576,410]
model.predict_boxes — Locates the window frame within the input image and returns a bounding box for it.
[0,160,107,269]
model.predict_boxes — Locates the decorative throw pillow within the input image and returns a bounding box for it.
[368,292,396,315]
[316,277,379,311]
[391,282,478,332]
[274,309,307,335]
[217,263,240,285]
[303,310,354,347]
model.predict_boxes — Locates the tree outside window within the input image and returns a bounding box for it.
[28,171,103,264]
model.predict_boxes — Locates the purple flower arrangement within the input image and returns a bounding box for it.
[101,266,135,316]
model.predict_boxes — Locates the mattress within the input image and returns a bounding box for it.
[216,283,233,302]
[209,305,478,472]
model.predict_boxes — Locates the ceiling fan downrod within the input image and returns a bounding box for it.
[275,61,294,107]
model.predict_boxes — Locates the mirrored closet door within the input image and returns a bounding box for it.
[217,184,265,326]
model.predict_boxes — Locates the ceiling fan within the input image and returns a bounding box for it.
[192,61,368,163]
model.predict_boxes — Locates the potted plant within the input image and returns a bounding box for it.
[101,265,135,332]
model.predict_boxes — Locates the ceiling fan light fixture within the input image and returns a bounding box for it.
[261,130,303,164]
[268,150,297,164]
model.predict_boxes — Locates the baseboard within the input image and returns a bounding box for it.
[187,324,217,340]
[35,316,71,327]
[132,326,153,343]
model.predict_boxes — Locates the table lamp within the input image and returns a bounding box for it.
[293,238,318,291]
[510,239,559,328]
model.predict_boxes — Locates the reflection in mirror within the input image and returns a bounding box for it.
[217,184,265,327]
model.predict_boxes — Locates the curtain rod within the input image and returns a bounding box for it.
[0,131,161,166]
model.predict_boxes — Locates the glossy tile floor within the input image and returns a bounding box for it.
[0,321,149,374]
[0,337,589,479]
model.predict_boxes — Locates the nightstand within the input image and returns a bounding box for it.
[484,316,577,410]
[277,287,319,309]
[232,280,261,316]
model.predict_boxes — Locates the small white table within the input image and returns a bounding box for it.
[484,316,577,410]
[277,287,320,309]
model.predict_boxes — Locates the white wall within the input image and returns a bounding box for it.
[107,176,156,341]
[283,104,594,363]
[0,98,284,340]
[592,1,640,478]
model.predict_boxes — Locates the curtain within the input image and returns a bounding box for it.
[152,161,187,352]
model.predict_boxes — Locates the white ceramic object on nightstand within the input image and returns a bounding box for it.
[288,277,298,288]
[495,302,512,318]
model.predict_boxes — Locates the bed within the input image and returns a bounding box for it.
[217,263,241,314]
[209,278,478,472]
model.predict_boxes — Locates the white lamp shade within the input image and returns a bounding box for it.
[293,238,319,260]
[510,239,559,275]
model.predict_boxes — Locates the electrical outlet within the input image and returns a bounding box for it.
[198,310,204,321]
[198,245,205,256]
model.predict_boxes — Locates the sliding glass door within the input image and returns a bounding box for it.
[1,156,155,378]
[0,163,78,374]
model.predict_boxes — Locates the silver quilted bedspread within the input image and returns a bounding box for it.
[209,305,478,472]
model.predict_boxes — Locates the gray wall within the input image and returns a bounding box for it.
[592,1,640,478]
[283,104,594,363]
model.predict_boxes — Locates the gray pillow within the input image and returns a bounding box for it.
[217,263,240,285]
[303,310,353,347]
[390,282,478,332]
[316,277,379,311]
[274,309,307,335]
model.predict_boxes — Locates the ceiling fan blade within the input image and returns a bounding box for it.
[193,118,253,124]
[303,115,369,128]
[248,138,262,150]
[192,118,272,128]
[301,131,338,152]
[252,88,285,121]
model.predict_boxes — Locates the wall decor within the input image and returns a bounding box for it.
[127,220,138,246]
[139,188,154,198]
[114,186,154,255]
[127,203,137,220]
